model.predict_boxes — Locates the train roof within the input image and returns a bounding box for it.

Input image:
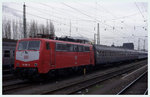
[3,38,17,47]
[3,38,17,42]
[94,44,147,53]
[18,38,92,46]
[17,38,148,54]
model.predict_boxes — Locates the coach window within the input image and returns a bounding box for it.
[103,51,105,56]
[105,51,107,56]
[99,51,101,55]
[46,42,50,50]
[13,50,15,56]
[4,50,10,57]
[102,51,104,56]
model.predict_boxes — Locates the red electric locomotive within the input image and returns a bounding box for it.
[14,38,94,79]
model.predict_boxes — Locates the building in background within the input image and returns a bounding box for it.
[123,43,134,50]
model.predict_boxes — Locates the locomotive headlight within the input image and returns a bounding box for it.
[34,63,38,66]
[16,63,19,66]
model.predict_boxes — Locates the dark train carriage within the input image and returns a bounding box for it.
[138,51,148,59]
[93,44,140,65]
[2,39,17,69]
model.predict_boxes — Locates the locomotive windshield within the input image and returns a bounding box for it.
[18,41,40,50]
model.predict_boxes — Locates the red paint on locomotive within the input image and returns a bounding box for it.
[14,38,95,74]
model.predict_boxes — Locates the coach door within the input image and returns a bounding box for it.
[50,42,55,67]
[90,47,94,65]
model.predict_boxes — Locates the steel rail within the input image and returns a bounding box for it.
[3,60,147,94]
[117,71,147,95]
[43,62,147,94]
[3,80,29,93]
[143,89,148,95]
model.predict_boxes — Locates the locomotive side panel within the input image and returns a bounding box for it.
[54,42,94,69]
[55,42,76,69]
[40,41,51,73]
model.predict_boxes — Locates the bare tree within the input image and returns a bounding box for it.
[2,19,55,39]
[29,20,38,37]
[12,19,18,39]
[2,18,6,38]
[45,20,49,34]
[4,20,11,39]
[18,19,23,39]
[49,21,55,37]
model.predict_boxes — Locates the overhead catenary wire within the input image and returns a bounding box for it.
[27,3,101,38]
[134,2,145,20]
[12,2,87,23]
[3,5,71,36]
[39,3,87,21]
[61,2,131,37]
[96,2,147,35]
[3,2,148,48]
[27,2,146,38]
[27,3,146,40]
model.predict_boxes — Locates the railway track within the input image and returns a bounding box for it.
[144,89,148,95]
[3,69,12,74]
[3,80,29,93]
[3,60,147,94]
[117,71,148,95]
[43,61,147,94]
[3,74,17,81]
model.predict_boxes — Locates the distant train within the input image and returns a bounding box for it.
[2,39,17,69]
[14,38,147,79]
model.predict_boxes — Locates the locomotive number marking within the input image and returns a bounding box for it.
[24,55,29,59]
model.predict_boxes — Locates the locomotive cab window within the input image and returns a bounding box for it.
[18,41,28,50]
[46,42,50,50]
[4,50,10,57]
[18,41,40,50]
[13,50,15,56]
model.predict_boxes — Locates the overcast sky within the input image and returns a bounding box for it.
[2,1,148,50]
